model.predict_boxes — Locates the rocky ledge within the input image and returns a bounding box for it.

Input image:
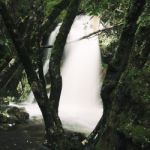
[0,105,29,130]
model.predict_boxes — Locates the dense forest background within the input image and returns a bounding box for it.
[0,0,150,150]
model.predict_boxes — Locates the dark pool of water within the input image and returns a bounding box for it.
[0,120,49,150]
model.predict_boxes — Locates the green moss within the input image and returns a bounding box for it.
[124,67,150,104]
[44,0,66,20]
[118,123,150,145]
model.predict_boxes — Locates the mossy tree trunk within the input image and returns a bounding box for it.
[0,1,62,145]
[0,59,20,89]
[0,0,81,149]
[86,0,150,149]
[96,26,150,150]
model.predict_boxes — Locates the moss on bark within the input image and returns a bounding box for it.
[95,0,150,150]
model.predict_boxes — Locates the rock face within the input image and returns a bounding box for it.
[0,106,29,130]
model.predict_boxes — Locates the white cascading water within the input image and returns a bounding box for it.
[9,25,61,118]
[22,24,61,118]
[11,15,103,135]
[59,15,103,134]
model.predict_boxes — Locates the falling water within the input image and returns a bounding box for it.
[12,15,103,135]
[25,24,61,105]
[19,24,62,119]
[59,15,103,134]
[9,25,61,119]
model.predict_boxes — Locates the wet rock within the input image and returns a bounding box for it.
[63,131,85,150]
[0,114,17,124]
[0,106,29,130]
[7,106,20,115]
[0,113,5,122]
[16,111,29,123]
[0,114,16,130]
[7,106,29,123]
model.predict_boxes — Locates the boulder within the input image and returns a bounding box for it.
[0,106,29,130]
[7,106,29,123]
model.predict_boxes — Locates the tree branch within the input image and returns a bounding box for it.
[40,45,53,49]
[77,24,123,41]
[49,0,81,112]
[86,0,146,145]
[36,0,71,91]
[102,0,146,103]
[40,0,70,46]
[0,1,61,140]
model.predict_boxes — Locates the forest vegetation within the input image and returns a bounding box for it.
[0,0,150,150]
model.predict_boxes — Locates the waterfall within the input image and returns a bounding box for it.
[26,24,61,104]
[12,15,103,134]
[59,15,103,134]
[9,25,61,119]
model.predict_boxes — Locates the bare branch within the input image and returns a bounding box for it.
[78,24,123,41]
[40,45,53,49]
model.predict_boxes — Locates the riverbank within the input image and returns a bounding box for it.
[0,119,49,150]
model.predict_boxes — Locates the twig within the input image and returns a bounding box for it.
[78,24,123,41]
[40,45,53,49]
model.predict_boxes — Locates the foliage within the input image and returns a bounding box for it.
[118,122,150,146]
[130,69,150,104]
[0,17,15,69]
[44,0,61,15]
[138,0,150,26]
[81,0,129,24]
[16,73,31,102]
[0,0,150,149]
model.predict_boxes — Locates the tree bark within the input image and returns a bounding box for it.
[86,0,147,147]
[0,59,20,89]
[0,0,83,149]
[49,0,81,112]
[0,0,57,138]
[39,0,70,48]
[95,22,150,150]
[85,0,150,149]
[0,0,68,147]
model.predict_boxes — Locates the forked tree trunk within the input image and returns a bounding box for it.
[0,0,81,149]
[87,0,146,145]
[89,0,150,150]
[0,59,19,89]
[0,0,63,147]
[96,22,150,150]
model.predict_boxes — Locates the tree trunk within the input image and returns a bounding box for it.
[49,0,81,112]
[93,0,150,149]
[0,0,66,147]
[87,0,146,145]
[96,23,150,150]
[0,59,20,89]
[0,0,82,149]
